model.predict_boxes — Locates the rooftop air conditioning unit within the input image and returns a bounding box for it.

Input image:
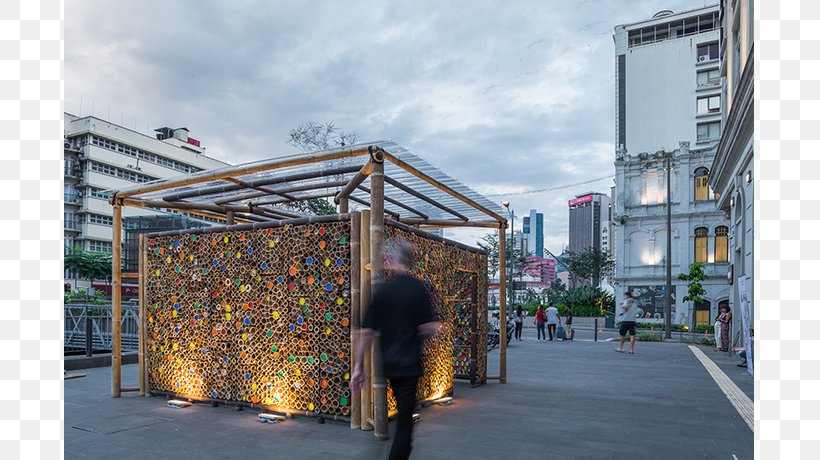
[697,55,708,63]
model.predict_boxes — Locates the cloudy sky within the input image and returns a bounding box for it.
[66,0,706,254]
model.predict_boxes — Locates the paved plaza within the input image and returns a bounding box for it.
[65,327,752,460]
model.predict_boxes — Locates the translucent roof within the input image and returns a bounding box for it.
[112,141,505,224]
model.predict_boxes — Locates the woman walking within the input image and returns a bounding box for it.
[719,305,732,352]
[534,305,547,342]
[514,305,524,341]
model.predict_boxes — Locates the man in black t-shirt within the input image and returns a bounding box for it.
[351,240,439,460]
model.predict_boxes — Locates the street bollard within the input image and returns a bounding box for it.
[85,307,93,357]
[594,318,598,342]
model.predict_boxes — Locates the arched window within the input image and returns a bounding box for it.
[694,167,709,201]
[694,227,708,263]
[715,226,729,262]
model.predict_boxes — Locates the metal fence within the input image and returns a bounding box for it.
[64,303,140,355]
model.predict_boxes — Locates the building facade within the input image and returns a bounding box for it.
[64,113,229,291]
[709,0,753,345]
[522,209,544,257]
[614,6,723,155]
[612,5,730,327]
[568,192,611,254]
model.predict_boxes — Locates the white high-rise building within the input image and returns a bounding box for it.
[612,5,730,328]
[64,113,230,291]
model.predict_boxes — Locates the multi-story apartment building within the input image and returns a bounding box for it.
[64,113,229,291]
[567,192,611,287]
[612,5,730,327]
[709,0,753,349]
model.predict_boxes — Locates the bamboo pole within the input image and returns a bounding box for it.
[382,151,506,222]
[115,145,373,199]
[369,160,389,440]
[112,202,123,397]
[349,211,361,429]
[403,218,501,229]
[213,179,349,205]
[334,162,372,203]
[138,234,146,396]
[339,197,349,214]
[226,211,234,225]
[383,176,469,221]
[143,213,353,238]
[358,185,429,219]
[359,209,373,431]
[348,195,400,219]
[498,223,507,384]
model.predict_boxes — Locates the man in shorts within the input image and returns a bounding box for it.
[615,291,639,354]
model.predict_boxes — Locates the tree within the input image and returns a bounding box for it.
[545,278,567,303]
[286,121,361,216]
[476,233,532,280]
[559,247,614,287]
[677,262,708,304]
[64,246,113,299]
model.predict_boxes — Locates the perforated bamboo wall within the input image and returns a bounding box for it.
[144,219,487,418]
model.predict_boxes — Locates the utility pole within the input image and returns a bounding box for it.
[665,152,673,339]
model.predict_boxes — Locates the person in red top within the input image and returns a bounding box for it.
[534,305,547,342]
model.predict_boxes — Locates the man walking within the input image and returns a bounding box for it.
[545,302,560,341]
[615,291,639,354]
[564,305,573,341]
[351,240,440,460]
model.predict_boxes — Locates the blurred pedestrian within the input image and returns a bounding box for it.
[545,302,560,341]
[713,307,726,351]
[351,240,440,460]
[718,305,732,352]
[534,305,547,341]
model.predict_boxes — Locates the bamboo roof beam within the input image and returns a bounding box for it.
[357,185,429,220]
[213,180,349,205]
[113,145,373,199]
[223,177,297,201]
[348,195,401,219]
[383,176,469,221]
[334,162,373,204]
[401,218,501,228]
[382,152,506,222]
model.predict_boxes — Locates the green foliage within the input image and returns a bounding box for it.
[476,233,533,280]
[64,288,106,305]
[637,331,664,342]
[560,285,613,317]
[633,322,687,332]
[64,246,113,287]
[558,247,614,286]
[694,324,715,334]
[545,278,566,303]
[677,262,709,304]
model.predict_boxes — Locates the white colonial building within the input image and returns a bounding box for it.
[612,5,730,327]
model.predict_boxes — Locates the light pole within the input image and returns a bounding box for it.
[664,151,673,339]
[501,201,514,315]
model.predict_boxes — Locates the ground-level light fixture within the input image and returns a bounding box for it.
[258,413,287,424]
[167,399,192,409]
[433,396,453,406]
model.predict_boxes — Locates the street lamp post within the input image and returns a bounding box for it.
[664,151,673,339]
[501,201,514,316]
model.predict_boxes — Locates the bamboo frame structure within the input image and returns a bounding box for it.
[108,141,508,435]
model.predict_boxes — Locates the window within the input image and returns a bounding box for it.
[90,161,158,183]
[694,167,710,201]
[697,42,719,62]
[697,95,721,114]
[697,69,720,87]
[694,227,708,263]
[697,121,721,142]
[87,240,113,253]
[715,226,729,262]
[88,213,113,226]
[91,135,203,174]
[89,187,112,200]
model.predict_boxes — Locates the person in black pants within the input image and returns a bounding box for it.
[514,305,524,341]
[352,240,440,460]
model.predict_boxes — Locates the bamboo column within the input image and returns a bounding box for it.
[138,234,146,396]
[369,159,388,440]
[498,224,507,384]
[349,211,361,429]
[339,197,349,214]
[112,201,123,397]
[359,209,373,430]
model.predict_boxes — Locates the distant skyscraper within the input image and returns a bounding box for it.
[522,209,543,257]
[568,192,610,254]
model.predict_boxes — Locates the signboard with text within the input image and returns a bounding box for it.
[628,285,677,321]
[568,194,594,207]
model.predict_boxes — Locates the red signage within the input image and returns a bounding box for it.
[187,137,201,147]
[91,283,139,297]
[568,194,594,207]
